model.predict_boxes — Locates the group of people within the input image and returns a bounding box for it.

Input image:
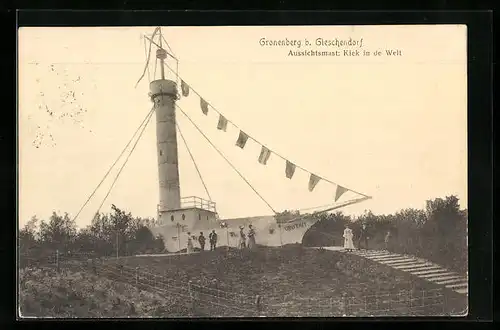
[186,230,218,254]
[184,224,257,253]
[343,223,392,252]
[238,224,256,250]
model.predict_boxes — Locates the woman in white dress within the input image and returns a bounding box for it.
[186,232,194,254]
[343,225,354,252]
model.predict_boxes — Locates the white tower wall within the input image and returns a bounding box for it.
[150,79,181,218]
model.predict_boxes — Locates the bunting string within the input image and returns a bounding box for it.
[160,59,371,199]
[176,104,277,214]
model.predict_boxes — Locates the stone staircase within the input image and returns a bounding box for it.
[349,249,468,296]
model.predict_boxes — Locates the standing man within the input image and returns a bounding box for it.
[384,230,391,251]
[357,223,369,250]
[198,232,206,251]
[209,230,218,251]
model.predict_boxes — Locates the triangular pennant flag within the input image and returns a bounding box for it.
[285,161,296,179]
[308,174,321,192]
[258,146,272,165]
[235,131,249,149]
[335,185,349,201]
[217,114,228,131]
[200,98,209,115]
[181,80,190,97]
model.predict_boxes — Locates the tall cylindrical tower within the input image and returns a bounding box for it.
[150,48,181,218]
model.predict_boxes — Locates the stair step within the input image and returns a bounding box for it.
[393,263,435,270]
[434,277,467,285]
[418,271,456,278]
[426,274,461,281]
[358,251,391,256]
[398,265,442,272]
[411,268,449,276]
[383,260,419,266]
[376,257,413,263]
[445,282,468,289]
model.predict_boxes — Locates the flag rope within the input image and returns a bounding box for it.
[71,106,156,223]
[176,104,277,215]
[94,107,155,216]
[160,61,371,199]
[176,121,213,202]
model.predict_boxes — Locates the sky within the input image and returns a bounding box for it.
[18,25,467,229]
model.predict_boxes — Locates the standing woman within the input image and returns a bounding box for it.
[247,225,256,249]
[186,232,194,254]
[239,226,246,249]
[343,225,354,252]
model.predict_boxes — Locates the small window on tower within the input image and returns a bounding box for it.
[198,214,201,221]
[182,214,185,220]
[159,150,163,156]
[170,215,174,222]
[207,216,209,221]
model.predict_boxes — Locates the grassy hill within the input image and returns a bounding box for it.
[105,245,466,316]
[18,267,190,318]
[19,245,467,317]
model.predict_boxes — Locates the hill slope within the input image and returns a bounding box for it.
[19,245,467,317]
[105,245,465,316]
[18,267,189,318]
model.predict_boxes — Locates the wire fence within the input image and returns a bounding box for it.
[19,251,447,317]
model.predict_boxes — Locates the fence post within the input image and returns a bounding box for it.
[188,280,195,316]
[342,292,348,316]
[213,279,220,305]
[135,267,138,285]
[255,295,262,316]
[387,292,392,314]
[441,288,447,315]
[56,250,60,273]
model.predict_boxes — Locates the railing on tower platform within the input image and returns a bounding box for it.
[180,196,217,212]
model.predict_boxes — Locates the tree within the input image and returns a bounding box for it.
[423,195,467,270]
[38,212,77,252]
[19,216,39,254]
[391,208,427,252]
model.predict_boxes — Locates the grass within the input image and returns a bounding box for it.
[106,245,466,316]
[18,266,190,318]
[19,245,467,317]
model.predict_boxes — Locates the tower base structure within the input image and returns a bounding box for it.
[151,196,218,253]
